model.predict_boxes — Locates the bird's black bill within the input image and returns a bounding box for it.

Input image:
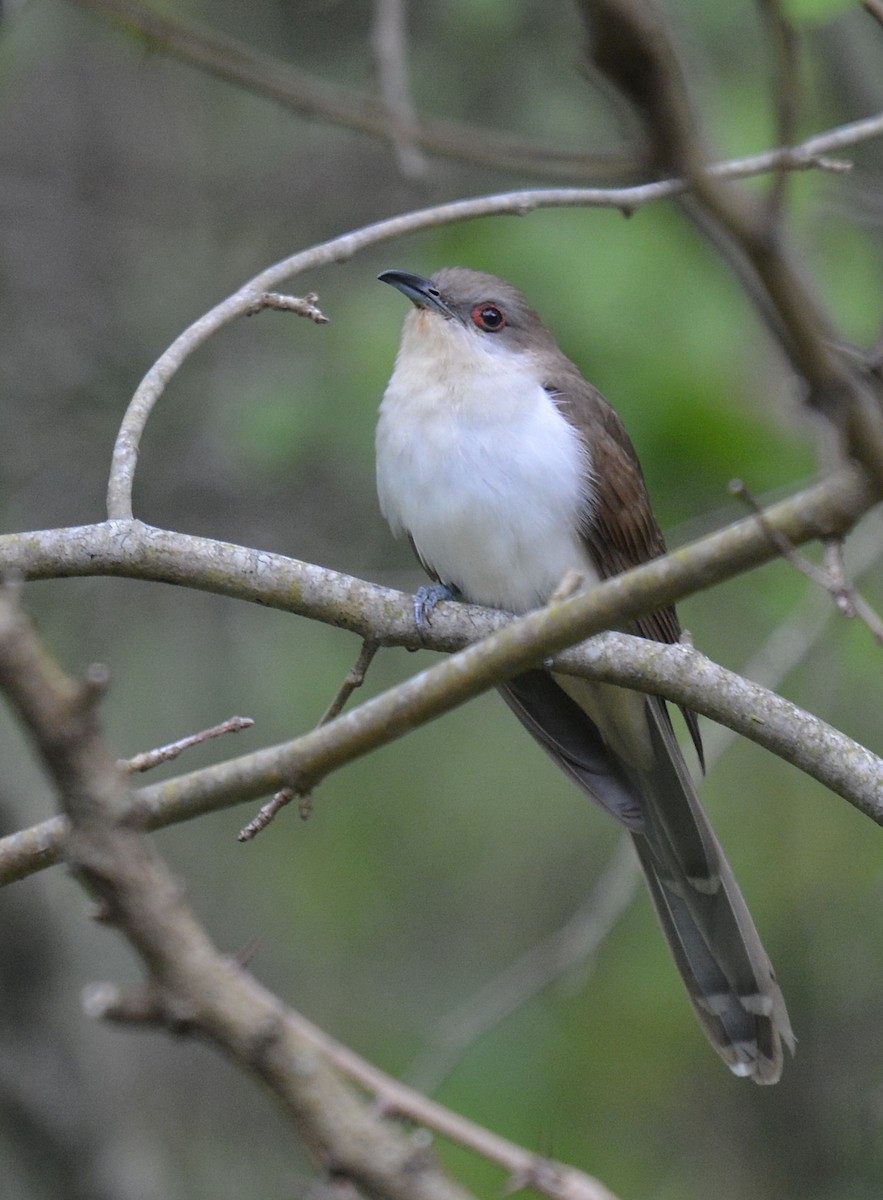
[378,270,454,318]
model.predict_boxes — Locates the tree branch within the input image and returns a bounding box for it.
[69,0,633,183]
[103,112,883,520]
[576,0,883,481]
[1,466,880,887]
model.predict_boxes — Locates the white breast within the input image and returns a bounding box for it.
[376,312,599,613]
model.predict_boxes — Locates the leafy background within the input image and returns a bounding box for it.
[0,1,882,1197]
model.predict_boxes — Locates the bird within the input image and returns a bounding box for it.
[375,266,794,1083]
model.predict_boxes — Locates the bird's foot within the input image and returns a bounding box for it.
[414,583,458,638]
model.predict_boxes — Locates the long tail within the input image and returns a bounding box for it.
[500,670,794,1082]
[629,700,793,1082]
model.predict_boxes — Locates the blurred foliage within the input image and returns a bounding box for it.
[0,1,882,1198]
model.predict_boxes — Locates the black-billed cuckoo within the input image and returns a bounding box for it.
[376,266,793,1083]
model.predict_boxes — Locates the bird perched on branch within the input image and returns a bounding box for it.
[376,266,793,1083]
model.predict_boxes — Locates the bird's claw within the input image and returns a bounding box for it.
[414,583,458,638]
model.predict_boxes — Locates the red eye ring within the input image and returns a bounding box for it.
[471,303,506,332]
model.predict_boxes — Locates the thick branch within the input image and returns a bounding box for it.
[1,619,876,888]
[6,466,878,640]
[0,586,488,1200]
[1,468,880,886]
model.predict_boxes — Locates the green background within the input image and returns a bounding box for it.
[1,2,882,1197]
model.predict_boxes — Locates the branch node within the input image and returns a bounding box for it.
[82,980,166,1024]
[318,639,379,725]
[246,291,330,324]
[89,898,115,924]
[80,661,111,707]
[238,785,297,841]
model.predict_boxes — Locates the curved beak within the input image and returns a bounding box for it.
[378,270,455,319]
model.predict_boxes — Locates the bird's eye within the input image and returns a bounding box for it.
[471,304,506,332]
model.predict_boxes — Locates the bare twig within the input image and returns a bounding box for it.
[238,641,378,838]
[124,715,254,773]
[318,640,379,726]
[238,786,296,841]
[822,538,858,617]
[405,837,640,1094]
[757,0,802,221]
[245,292,330,323]
[823,539,883,642]
[731,479,883,641]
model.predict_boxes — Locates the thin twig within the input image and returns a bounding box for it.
[124,715,254,773]
[238,641,378,838]
[257,1005,621,1200]
[758,0,802,221]
[245,292,330,323]
[69,0,632,183]
[238,786,296,841]
[318,640,379,726]
[823,540,883,642]
[405,837,640,1094]
[731,479,883,641]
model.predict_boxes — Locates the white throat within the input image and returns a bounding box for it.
[376,309,599,613]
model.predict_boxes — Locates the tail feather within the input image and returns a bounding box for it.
[499,672,794,1082]
[637,698,793,1083]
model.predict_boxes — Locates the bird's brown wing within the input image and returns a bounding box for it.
[545,372,702,765]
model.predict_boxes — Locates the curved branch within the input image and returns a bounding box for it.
[68,0,883,187]
[104,112,883,520]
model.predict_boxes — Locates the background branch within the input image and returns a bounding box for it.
[576,0,883,482]
[68,0,635,182]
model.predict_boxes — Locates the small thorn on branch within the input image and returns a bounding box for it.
[246,291,330,324]
[124,715,254,774]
